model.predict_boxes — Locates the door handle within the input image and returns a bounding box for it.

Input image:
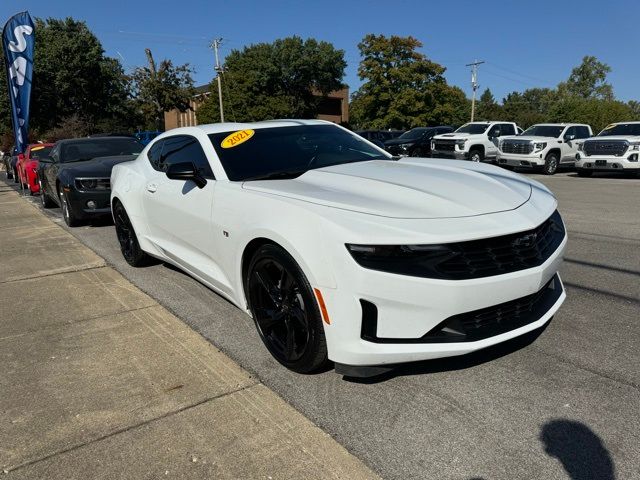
[146,183,157,193]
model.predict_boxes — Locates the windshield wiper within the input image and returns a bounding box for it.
[244,169,308,181]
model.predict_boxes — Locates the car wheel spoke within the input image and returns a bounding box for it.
[254,267,281,306]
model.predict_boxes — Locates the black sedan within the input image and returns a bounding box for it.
[384,126,453,157]
[38,136,143,226]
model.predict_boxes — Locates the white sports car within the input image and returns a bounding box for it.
[111,120,567,376]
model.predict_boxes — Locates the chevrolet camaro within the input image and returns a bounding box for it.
[110,120,567,376]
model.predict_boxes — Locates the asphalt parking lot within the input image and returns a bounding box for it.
[4,169,639,480]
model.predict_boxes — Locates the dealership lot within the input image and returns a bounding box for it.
[3,171,639,479]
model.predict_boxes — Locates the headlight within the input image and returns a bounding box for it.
[77,179,98,190]
[578,142,585,152]
[629,142,640,151]
[431,141,435,150]
[346,243,458,279]
[401,143,413,150]
[75,178,109,190]
[455,139,466,149]
[533,142,547,152]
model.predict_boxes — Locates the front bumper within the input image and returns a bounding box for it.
[66,189,113,219]
[431,149,467,160]
[319,234,567,366]
[497,152,545,167]
[576,154,640,171]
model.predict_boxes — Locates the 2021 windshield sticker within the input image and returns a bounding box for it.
[221,129,255,149]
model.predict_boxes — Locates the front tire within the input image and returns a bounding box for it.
[469,149,483,162]
[246,244,329,373]
[543,152,559,175]
[58,184,81,227]
[577,169,593,177]
[39,179,55,208]
[113,201,152,267]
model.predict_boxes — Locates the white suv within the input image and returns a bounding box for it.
[575,122,640,177]
[497,123,592,175]
[431,121,521,162]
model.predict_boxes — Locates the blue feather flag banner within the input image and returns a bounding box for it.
[2,11,35,153]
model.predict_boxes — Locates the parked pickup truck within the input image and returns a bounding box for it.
[497,123,592,175]
[575,122,640,177]
[431,121,521,162]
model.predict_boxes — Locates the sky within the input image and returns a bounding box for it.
[3,0,640,103]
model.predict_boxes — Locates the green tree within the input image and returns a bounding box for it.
[349,34,467,129]
[558,55,613,100]
[31,18,135,135]
[197,36,346,123]
[131,49,194,130]
[475,88,502,121]
[502,88,559,128]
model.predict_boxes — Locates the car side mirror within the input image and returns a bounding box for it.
[166,161,207,189]
[565,134,576,141]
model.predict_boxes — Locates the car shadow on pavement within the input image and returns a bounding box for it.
[540,419,616,480]
[343,323,549,384]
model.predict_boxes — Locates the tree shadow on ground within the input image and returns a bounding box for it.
[540,419,615,480]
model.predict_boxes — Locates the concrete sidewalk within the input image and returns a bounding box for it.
[0,184,379,479]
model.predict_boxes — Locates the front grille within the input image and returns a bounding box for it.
[433,139,456,151]
[501,140,533,154]
[435,210,565,280]
[583,140,628,157]
[360,274,562,344]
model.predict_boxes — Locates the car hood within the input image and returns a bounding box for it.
[501,135,551,142]
[384,137,417,146]
[59,155,137,177]
[433,132,476,140]
[584,136,639,142]
[242,160,532,219]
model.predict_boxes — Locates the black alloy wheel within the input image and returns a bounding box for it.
[247,244,328,373]
[543,152,559,175]
[113,201,152,267]
[39,178,55,207]
[58,184,80,227]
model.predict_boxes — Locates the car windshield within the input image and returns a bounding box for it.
[398,128,428,140]
[455,123,489,134]
[522,125,565,137]
[29,146,52,160]
[60,138,143,163]
[598,123,640,136]
[209,124,390,181]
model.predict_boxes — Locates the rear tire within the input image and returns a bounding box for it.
[246,244,329,373]
[577,169,593,177]
[113,201,153,267]
[543,152,559,175]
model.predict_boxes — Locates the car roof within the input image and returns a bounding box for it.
[156,119,341,139]
[528,123,589,127]
[56,136,139,145]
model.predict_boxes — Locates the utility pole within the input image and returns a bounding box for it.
[466,60,484,122]
[211,38,225,123]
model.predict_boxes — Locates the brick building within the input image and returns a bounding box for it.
[164,85,349,130]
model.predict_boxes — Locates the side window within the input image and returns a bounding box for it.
[488,124,502,137]
[160,135,215,179]
[564,127,577,139]
[147,140,164,171]
[501,124,516,136]
[577,126,591,139]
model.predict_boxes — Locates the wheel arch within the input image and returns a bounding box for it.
[470,144,485,155]
[546,148,561,158]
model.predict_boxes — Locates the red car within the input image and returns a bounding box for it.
[17,143,54,195]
